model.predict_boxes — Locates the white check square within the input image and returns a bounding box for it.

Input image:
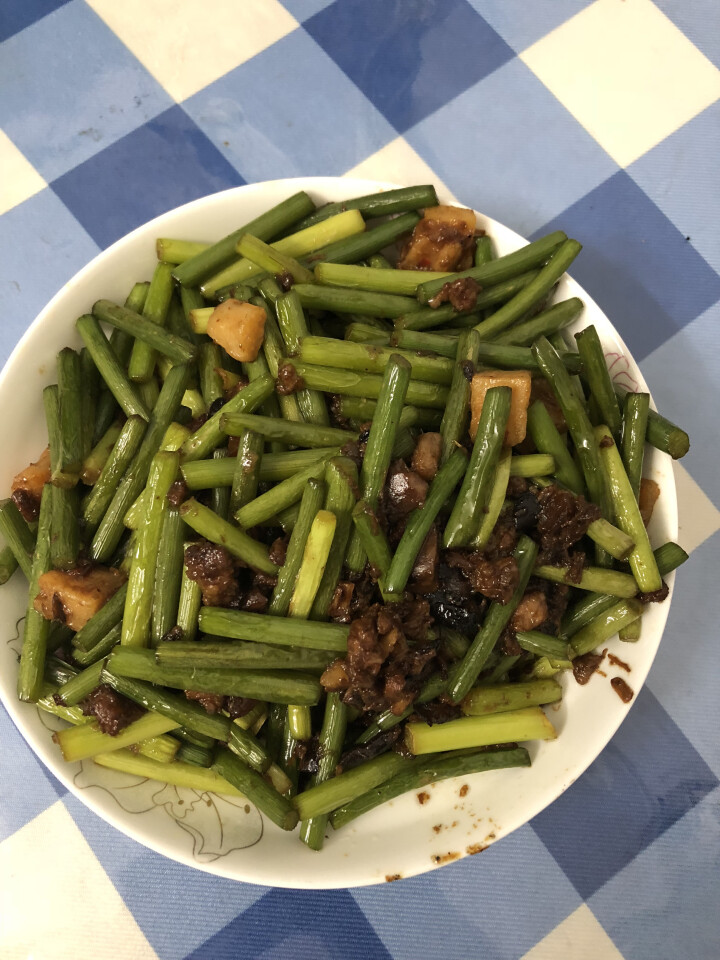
[0,802,159,960]
[87,0,298,102]
[521,0,720,167]
[521,903,625,960]
[0,130,46,216]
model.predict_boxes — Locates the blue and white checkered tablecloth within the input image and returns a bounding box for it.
[1,1,719,957]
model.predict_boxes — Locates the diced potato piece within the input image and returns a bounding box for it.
[639,478,660,527]
[422,205,476,232]
[470,370,532,447]
[11,447,51,521]
[34,566,126,631]
[398,205,477,272]
[207,299,266,363]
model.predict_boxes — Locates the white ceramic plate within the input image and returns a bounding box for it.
[0,178,677,888]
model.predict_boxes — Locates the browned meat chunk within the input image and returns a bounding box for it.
[411,698,462,725]
[445,551,519,604]
[241,587,269,613]
[184,540,239,606]
[167,480,189,507]
[427,277,481,311]
[506,477,530,498]
[384,460,428,518]
[510,591,548,632]
[276,362,305,395]
[34,565,126,631]
[398,205,476,272]
[611,677,634,703]
[185,690,225,713]
[573,652,605,685]
[536,484,600,570]
[268,536,289,567]
[81,684,143,735]
[11,447,51,522]
[226,697,258,719]
[411,432,442,482]
[484,510,520,559]
[321,599,436,715]
[638,581,670,604]
[328,581,355,622]
[411,526,438,592]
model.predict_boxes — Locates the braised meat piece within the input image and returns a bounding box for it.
[81,684,143,736]
[638,581,670,604]
[268,536,289,568]
[384,459,428,519]
[321,599,436,715]
[328,581,355,622]
[510,590,548,632]
[240,587,269,613]
[184,540,239,606]
[412,699,462,725]
[521,577,571,635]
[276,362,305,395]
[411,432,442,482]
[11,447,51,522]
[349,570,379,617]
[536,484,601,570]
[226,697,257,719]
[483,510,519,559]
[167,480,189,507]
[185,690,225,714]
[506,477,530,498]
[427,277,481,311]
[35,565,126,631]
[445,551,519,605]
[573,652,605,685]
[411,527,439,592]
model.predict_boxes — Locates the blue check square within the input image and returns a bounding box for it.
[531,686,719,900]
[0,0,70,43]
[0,188,99,362]
[0,0,172,182]
[64,792,264,960]
[353,824,581,960]
[304,0,514,133]
[183,28,395,183]
[590,787,720,960]
[654,0,720,70]
[0,701,68,843]
[630,101,720,278]
[406,58,618,237]
[533,171,720,362]
[52,106,245,250]
[187,889,392,960]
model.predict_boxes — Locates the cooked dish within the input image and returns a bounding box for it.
[0,185,689,848]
